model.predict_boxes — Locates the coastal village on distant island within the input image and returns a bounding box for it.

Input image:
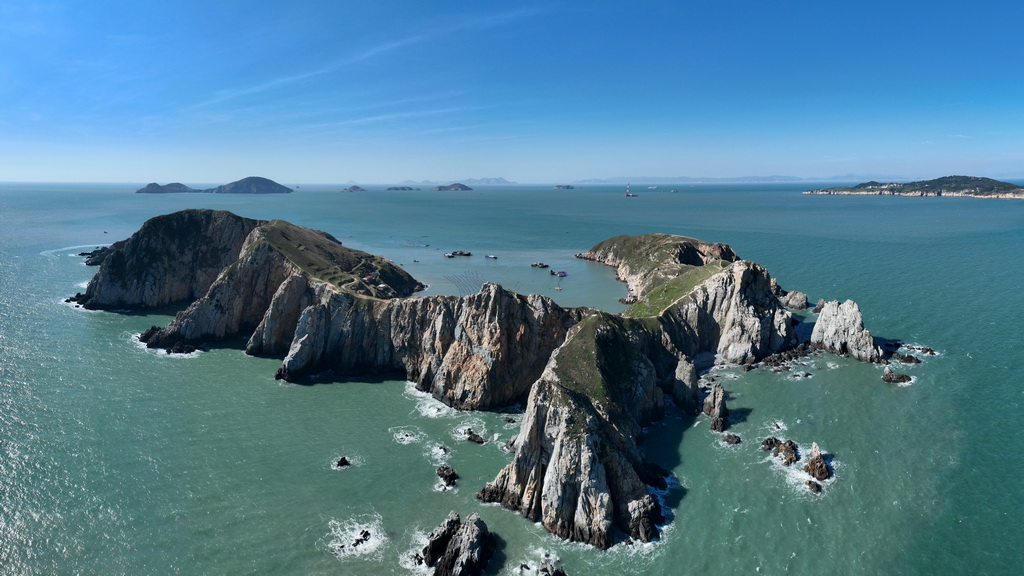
[804,175,1024,199]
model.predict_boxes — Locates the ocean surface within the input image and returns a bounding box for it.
[1,182,1022,575]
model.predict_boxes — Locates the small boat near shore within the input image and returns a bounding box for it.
[444,250,472,258]
[550,270,567,277]
[485,254,498,259]
[531,262,549,268]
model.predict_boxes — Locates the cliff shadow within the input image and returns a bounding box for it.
[297,370,408,387]
[725,407,752,426]
[639,400,694,523]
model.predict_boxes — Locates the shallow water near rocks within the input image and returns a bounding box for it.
[1,182,1022,574]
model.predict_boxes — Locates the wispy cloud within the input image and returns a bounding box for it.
[188,33,430,110]
[186,7,543,111]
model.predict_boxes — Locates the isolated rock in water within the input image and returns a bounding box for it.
[465,429,486,444]
[810,300,884,363]
[882,365,912,384]
[723,434,742,445]
[422,511,461,568]
[773,440,799,465]
[433,513,495,576]
[892,352,921,364]
[437,465,460,487]
[761,437,782,452]
[335,457,351,468]
[703,383,729,432]
[806,480,823,494]
[803,442,830,481]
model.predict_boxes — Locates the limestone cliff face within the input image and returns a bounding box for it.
[476,260,798,547]
[659,261,797,366]
[275,283,579,410]
[810,300,884,363]
[76,219,890,551]
[71,209,263,310]
[478,314,664,549]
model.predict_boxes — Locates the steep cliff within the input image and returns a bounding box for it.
[75,218,888,551]
[273,282,579,410]
[69,209,264,310]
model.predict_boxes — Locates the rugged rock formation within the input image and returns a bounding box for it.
[422,511,461,567]
[804,442,830,481]
[273,282,579,410]
[421,512,495,576]
[882,365,912,384]
[75,219,889,550]
[135,176,293,194]
[770,278,809,309]
[437,465,459,487]
[68,209,264,310]
[703,383,729,432]
[810,300,884,363]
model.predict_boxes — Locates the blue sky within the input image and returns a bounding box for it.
[2,0,1022,183]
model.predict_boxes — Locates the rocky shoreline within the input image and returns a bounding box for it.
[70,209,899,553]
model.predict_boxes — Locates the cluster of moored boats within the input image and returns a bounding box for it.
[442,254,567,276]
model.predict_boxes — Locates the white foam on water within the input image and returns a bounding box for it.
[398,529,432,575]
[324,512,388,561]
[424,443,451,466]
[403,381,457,419]
[389,425,425,445]
[330,453,363,470]
[451,417,486,442]
[128,333,200,358]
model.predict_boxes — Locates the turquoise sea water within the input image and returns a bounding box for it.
[1,182,1022,575]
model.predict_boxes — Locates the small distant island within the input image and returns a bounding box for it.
[554,185,575,190]
[342,186,365,192]
[386,186,419,191]
[804,175,1024,199]
[432,183,473,191]
[136,176,293,194]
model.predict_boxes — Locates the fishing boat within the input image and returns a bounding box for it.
[531,262,549,268]
[485,254,498,259]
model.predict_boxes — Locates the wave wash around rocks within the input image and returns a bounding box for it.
[71,210,886,550]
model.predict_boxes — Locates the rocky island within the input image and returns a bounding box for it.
[432,183,473,191]
[803,175,1024,199]
[71,210,890,550]
[135,176,293,194]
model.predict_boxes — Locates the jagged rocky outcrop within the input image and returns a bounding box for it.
[68,209,264,310]
[810,300,884,362]
[703,383,728,432]
[420,511,495,576]
[75,218,889,550]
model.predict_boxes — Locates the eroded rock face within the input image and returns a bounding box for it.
[659,261,797,365]
[804,442,830,481]
[810,300,884,363]
[422,512,495,576]
[703,383,729,432]
[70,209,263,310]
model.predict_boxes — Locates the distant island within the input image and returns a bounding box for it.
[342,186,365,192]
[136,176,293,194]
[804,175,1024,199]
[554,184,575,189]
[386,186,419,191]
[432,183,473,191]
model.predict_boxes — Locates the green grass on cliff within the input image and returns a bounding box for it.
[625,259,731,318]
[254,220,418,297]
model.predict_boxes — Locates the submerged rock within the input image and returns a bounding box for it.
[882,365,912,384]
